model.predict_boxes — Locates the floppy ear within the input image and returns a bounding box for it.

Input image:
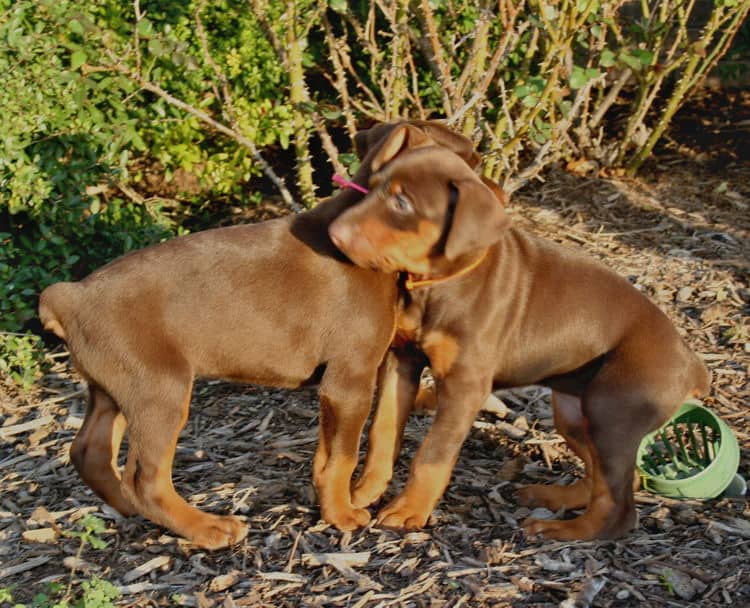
[371,124,435,173]
[480,175,509,207]
[417,121,482,169]
[444,178,510,261]
[354,122,395,158]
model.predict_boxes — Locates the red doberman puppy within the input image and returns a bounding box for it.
[38,121,479,549]
[329,125,710,540]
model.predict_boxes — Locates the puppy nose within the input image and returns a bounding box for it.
[329,221,352,250]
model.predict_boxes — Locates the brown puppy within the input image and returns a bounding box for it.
[329,125,710,540]
[38,121,479,549]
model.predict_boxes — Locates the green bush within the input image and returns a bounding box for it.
[0,332,46,391]
[1,1,176,335]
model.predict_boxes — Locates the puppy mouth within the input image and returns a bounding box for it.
[338,237,397,273]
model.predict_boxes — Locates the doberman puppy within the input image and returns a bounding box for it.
[329,125,710,540]
[38,121,480,549]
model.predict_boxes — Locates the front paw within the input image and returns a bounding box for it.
[376,496,431,530]
[351,473,390,508]
[187,514,249,550]
[322,504,372,531]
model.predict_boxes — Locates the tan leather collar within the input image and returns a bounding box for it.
[405,250,488,291]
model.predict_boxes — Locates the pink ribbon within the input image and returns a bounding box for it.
[333,174,369,194]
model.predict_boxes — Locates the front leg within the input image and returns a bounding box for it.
[314,364,378,531]
[376,364,491,529]
[352,349,425,508]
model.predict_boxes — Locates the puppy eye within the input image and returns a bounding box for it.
[389,193,414,215]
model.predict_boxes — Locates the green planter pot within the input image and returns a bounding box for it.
[636,401,741,499]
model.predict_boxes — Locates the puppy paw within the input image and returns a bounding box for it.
[517,480,590,512]
[376,498,430,530]
[109,496,139,518]
[517,484,550,508]
[324,506,372,531]
[522,516,565,540]
[522,516,601,541]
[189,514,248,550]
[351,474,389,508]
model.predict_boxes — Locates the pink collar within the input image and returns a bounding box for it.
[333,174,369,194]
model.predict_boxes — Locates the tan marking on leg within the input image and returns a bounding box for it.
[352,353,422,508]
[121,388,247,550]
[422,331,459,377]
[70,386,135,515]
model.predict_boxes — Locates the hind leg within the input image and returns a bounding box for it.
[351,350,424,508]
[518,392,593,511]
[70,384,136,515]
[119,372,246,550]
[523,389,655,540]
[314,362,379,530]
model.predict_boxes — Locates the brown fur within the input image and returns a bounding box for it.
[330,126,710,540]
[38,120,480,550]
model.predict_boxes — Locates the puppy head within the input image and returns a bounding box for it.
[353,120,481,178]
[330,130,509,275]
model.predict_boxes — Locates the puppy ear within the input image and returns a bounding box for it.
[444,178,510,261]
[371,124,435,173]
[480,175,509,207]
[416,121,482,169]
[354,122,394,158]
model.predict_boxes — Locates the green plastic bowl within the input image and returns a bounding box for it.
[636,401,740,499]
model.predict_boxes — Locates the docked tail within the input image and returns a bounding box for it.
[38,282,78,341]
[692,354,711,399]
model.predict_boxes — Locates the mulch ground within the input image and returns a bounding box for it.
[1,90,748,607]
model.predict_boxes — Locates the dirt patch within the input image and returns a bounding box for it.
[1,99,749,606]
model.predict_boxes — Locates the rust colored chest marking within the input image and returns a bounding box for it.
[392,301,421,350]
[421,330,460,377]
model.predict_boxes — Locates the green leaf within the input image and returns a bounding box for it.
[569,65,601,89]
[137,18,154,37]
[329,0,347,13]
[586,67,601,80]
[322,109,342,120]
[514,84,531,98]
[89,536,109,550]
[521,94,538,108]
[632,49,654,66]
[339,153,360,174]
[70,50,87,70]
[619,52,641,70]
[147,38,163,57]
[68,19,84,35]
[528,76,547,93]
[569,66,586,89]
[600,49,616,67]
